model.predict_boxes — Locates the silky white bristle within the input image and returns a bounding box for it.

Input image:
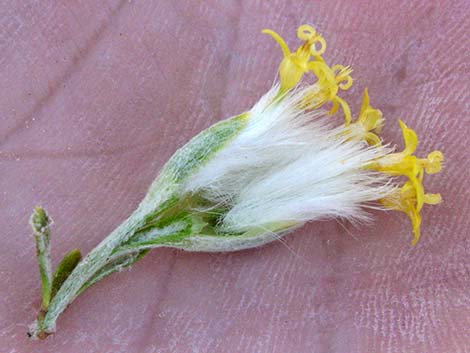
[184,85,394,233]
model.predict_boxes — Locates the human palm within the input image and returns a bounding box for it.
[1,1,469,352]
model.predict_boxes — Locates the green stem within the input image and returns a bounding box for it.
[30,207,53,314]
[76,212,198,297]
[28,207,148,338]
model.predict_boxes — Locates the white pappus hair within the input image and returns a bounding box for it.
[184,85,394,234]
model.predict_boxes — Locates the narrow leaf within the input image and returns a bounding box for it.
[50,249,82,300]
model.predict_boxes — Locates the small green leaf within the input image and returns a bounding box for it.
[51,249,82,300]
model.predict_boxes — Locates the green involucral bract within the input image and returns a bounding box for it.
[142,112,250,206]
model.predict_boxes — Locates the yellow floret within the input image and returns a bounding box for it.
[372,120,444,244]
[263,24,353,124]
[308,61,354,124]
[381,180,442,245]
[345,88,384,145]
[262,25,325,93]
[371,120,443,181]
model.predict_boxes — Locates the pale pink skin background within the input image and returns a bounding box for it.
[1,1,469,352]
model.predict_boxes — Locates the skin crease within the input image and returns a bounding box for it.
[0,0,469,352]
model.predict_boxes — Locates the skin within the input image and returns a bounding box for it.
[1,0,469,352]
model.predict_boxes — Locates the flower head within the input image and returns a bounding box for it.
[147,25,443,250]
[175,25,444,247]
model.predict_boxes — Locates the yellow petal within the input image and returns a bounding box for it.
[333,96,352,125]
[359,89,384,132]
[360,88,371,117]
[399,120,419,155]
[279,56,305,92]
[410,206,422,245]
[410,175,425,212]
[400,180,415,199]
[262,29,291,57]
[397,181,423,245]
